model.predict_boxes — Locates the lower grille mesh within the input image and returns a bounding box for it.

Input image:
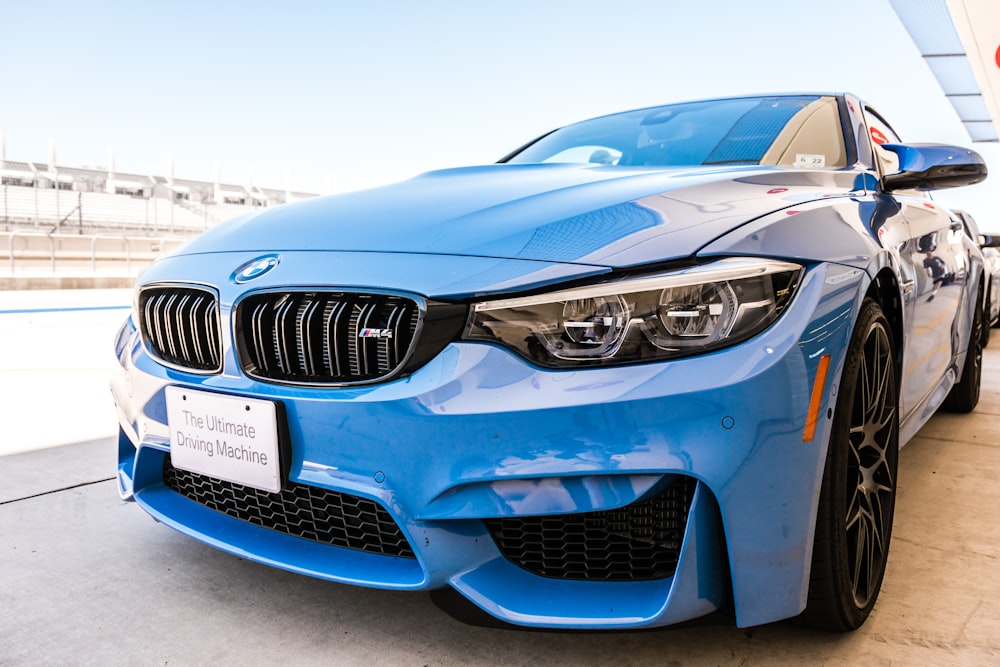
[163,458,415,559]
[484,477,696,581]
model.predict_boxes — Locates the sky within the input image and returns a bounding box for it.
[2,0,998,225]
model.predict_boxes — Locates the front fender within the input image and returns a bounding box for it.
[696,196,892,268]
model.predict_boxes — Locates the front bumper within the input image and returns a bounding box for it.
[111,261,856,629]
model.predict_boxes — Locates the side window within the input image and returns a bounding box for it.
[956,211,981,242]
[863,109,901,178]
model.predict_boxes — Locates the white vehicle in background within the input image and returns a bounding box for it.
[953,210,1000,335]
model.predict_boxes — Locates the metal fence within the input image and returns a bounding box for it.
[2,230,191,275]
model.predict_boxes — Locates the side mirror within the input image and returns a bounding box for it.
[981,234,1000,249]
[882,143,987,191]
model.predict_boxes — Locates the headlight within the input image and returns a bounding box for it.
[464,257,802,368]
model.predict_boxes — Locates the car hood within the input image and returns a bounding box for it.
[178,164,861,269]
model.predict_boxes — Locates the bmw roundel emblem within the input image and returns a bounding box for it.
[233,255,280,283]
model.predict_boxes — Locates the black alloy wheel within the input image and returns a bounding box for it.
[801,298,898,632]
[943,281,984,413]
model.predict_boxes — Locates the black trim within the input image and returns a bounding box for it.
[163,456,416,558]
[484,476,697,581]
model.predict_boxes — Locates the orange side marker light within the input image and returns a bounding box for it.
[803,354,831,442]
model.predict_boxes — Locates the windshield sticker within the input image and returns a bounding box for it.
[870,127,889,146]
[794,154,826,168]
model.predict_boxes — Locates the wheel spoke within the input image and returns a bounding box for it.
[845,485,862,528]
[852,515,867,600]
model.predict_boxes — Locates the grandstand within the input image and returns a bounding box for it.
[0,142,318,286]
[0,153,317,234]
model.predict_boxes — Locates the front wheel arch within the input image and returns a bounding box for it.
[800,298,899,632]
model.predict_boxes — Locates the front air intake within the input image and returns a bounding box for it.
[485,476,697,581]
[163,457,416,558]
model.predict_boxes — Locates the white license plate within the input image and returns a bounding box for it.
[165,386,282,493]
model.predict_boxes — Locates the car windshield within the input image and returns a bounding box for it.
[505,95,847,169]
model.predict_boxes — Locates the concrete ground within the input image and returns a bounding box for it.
[2,290,999,665]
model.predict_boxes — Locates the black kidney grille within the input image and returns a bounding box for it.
[163,458,415,559]
[139,286,221,372]
[238,292,420,384]
[484,477,697,581]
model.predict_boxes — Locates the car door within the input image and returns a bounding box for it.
[863,107,968,418]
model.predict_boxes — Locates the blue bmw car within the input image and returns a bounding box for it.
[112,93,988,632]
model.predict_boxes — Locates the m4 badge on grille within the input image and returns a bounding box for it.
[358,328,394,339]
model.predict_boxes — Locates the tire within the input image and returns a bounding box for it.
[984,287,991,346]
[943,282,984,413]
[991,285,1000,329]
[800,299,898,632]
